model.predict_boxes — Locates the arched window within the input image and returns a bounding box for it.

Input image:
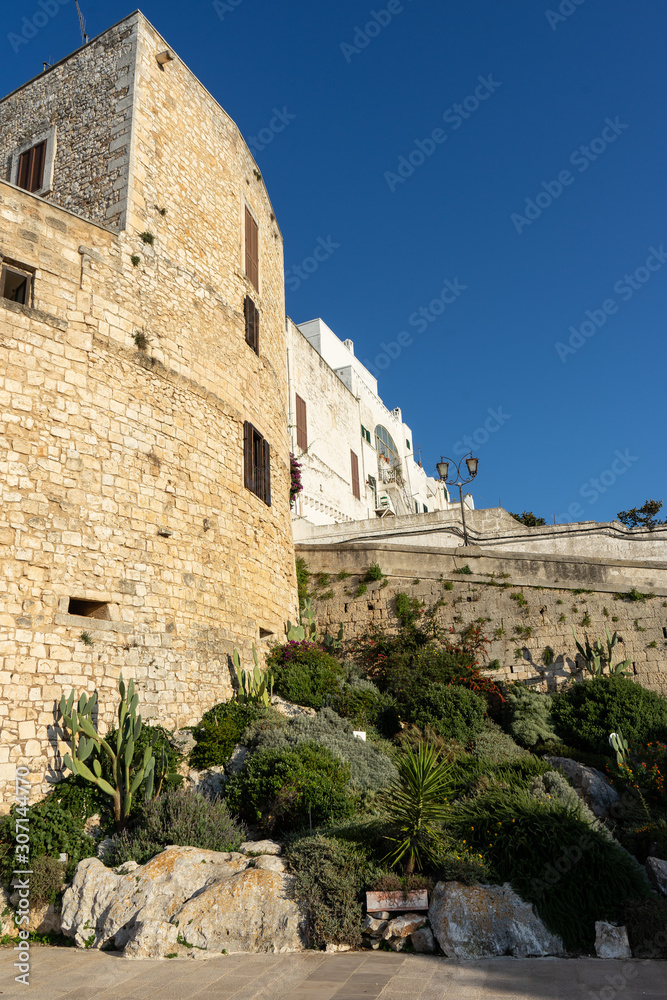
[374,425,398,464]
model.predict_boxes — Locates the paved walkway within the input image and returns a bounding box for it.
[0,947,665,1000]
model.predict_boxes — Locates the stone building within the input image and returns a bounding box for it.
[0,11,298,804]
[286,317,468,526]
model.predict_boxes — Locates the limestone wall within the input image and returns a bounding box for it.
[0,16,137,229]
[297,544,667,696]
[0,11,297,808]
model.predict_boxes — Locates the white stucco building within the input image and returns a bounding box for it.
[286,317,473,527]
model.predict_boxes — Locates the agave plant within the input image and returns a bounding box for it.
[382,741,453,875]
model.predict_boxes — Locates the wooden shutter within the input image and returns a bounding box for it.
[245,207,259,289]
[243,421,254,491]
[18,141,46,193]
[262,439,271,506]
[295,394,307,450]
[351,450,360,500]
[244,296,259,353]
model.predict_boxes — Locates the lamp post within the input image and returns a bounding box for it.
[436,453,479,547]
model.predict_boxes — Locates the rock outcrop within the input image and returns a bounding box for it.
[60,845,306,958]
[428,881,565,959]
[646,856,667,896]
[546,756,620,818]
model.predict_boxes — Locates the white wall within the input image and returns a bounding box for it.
[287,317,454,526]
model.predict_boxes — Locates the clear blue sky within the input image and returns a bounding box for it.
[3,1,666,524]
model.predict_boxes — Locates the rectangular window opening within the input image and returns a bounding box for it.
[67,598,111,620]
[423,503,428,513]
[295,394,307,451]
[351,450,360,500]
[244,296,259,354]
[17,140,46,193]
[245,207,259,289]
[1,263,33,305]
[244,420,271,505]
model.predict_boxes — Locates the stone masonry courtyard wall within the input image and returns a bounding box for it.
[297,543,667,695]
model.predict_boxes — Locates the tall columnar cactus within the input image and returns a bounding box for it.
[233,643,274,707]
[59,674,155,831]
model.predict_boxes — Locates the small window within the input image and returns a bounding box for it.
[361,425,371,444]
[415,500,419,514]
[67,598,111,620]
[245,207,259,289]
[244,420,271,505]
[406,439,411,451]
[423,503,428,513]
[17,140,46,193]
[295,394,307,450]
[367,474,377,504]
[244,296,259,353]
[351,450,360,500]
[1,263,33,306]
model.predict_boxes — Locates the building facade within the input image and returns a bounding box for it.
[0,12,298,804]
[286,317,471,527]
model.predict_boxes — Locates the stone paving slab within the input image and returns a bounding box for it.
[0,947,665,1000]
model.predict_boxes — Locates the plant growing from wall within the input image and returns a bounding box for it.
[289,453,303,507]
[572,627,632,677]
[130,255,140,267]
[363,563,384,582]
[59,676,156,832]
[132,332,148,350]
[138,231,154,245]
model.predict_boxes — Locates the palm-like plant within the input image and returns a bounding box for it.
[382,741,453,875]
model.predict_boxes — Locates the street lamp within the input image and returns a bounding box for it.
[436,452,479,546]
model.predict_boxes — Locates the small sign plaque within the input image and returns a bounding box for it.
[366,889,428,913]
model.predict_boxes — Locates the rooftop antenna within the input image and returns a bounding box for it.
[75,1,89,44]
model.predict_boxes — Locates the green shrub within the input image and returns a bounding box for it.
[224,742,354,833]
[449,787,651,951]
[363,563,384,582]
[552,676,667,754]
[191,702,274,768]
[29,855,67,906]
[410,684,487,743]
[286,835,385,948]
[295,557,310,608]
[248,708,397,794]
[621,897,667,958]
[104,788,245,867]
[473,719,529,763]
[1,795,96,888]
[330,678,400,737]
[268,642,345,709]
[619,821,667,862]
[501,684,560,747]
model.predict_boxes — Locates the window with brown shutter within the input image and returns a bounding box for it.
[295,394,307,451]
[243,420,271,505]
[17,141,46,193]
[245,207,259,289]
[244,296,259,354]
[351,450,360,500]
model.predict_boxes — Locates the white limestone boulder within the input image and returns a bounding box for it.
[61,845,306,957]
[646,857,667,896]
[545,757,620,818]
[428,881,565,959]
[595,921,632,959]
